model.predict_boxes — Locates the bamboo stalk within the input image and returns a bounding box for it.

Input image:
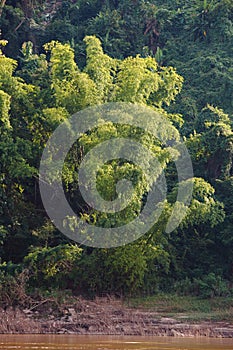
[0,0,6,18]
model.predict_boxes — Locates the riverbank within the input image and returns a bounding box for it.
[1,296,233,337]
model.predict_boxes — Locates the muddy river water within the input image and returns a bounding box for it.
[0,335,232,350]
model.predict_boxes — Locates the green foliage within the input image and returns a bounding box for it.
[186,105,233,180]
[84,35,115,102]
[167,178,226,283]
[0,89,10,129]
[43,36,183,112]
[194,273,231,298]
[0,1,233,301]
[71,245,149,296]
[174,274,231,298]
[24,244,82,288]
[180,178,225,228]
[44,40,98,113]
[64,239,170,296]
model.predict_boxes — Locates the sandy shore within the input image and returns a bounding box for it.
[1,297,233,337]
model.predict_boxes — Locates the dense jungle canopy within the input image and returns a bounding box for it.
[0,0,233,300]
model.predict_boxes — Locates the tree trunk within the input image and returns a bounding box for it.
[0,0,6,18]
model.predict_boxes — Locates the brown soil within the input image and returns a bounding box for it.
[0,297,233,337]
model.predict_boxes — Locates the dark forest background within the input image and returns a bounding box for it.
[0,0,233,303]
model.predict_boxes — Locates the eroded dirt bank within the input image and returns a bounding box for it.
[1,297,233,337]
